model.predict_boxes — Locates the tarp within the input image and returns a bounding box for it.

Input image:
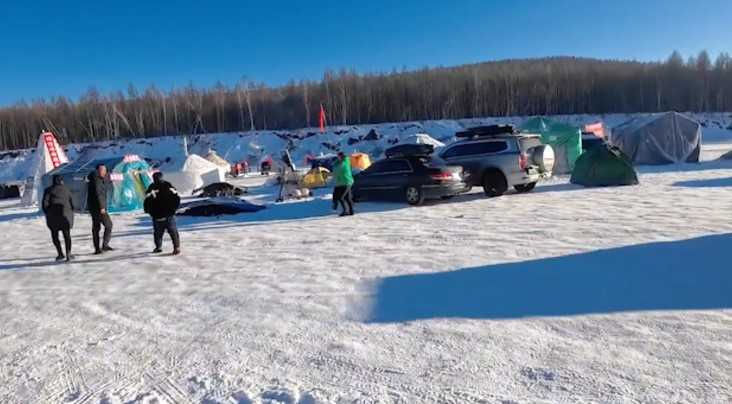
[350,153,372,170]
[610,112,702,165]
[521,117,582,174]
[571,144,638,187]
[177,197,265,216]
[21,132,69,206]
[161,154,224,196]
[43,155,153,213]
[301,167,331,188]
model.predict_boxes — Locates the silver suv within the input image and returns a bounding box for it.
[439,127,555,196]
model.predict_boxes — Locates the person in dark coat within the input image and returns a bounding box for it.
[144,172,181,255]
[87,164,114,254]
[42,175,75,261]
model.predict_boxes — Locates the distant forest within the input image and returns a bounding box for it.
[1,50,731,150]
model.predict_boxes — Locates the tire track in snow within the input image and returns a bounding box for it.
[40,351,87,403]
[144,372,192,404]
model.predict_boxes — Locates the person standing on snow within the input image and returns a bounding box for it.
[144,172,181,255]
[87,164,114,254]
[332,152,355,216]
[42,175,75,261]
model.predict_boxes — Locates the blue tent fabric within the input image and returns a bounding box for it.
[108,159,153,212]
[43,155,153,213]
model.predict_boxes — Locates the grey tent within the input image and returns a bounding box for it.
[610,112,702,165]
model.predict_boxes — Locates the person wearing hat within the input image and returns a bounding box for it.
[332,151,355,216]
[144,172,181,255]
[42,175,75,261]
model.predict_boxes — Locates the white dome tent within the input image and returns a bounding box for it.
[160,154,225,196]
[21,131,69,207]
[401,133,445,149]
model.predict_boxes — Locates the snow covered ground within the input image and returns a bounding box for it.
[1,143,731,403]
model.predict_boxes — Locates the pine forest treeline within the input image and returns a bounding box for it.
[1,50,731,150]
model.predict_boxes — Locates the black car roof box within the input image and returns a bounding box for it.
[385,143,434,158]
[456,124,516,138]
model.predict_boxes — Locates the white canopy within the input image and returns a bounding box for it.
[160,154,225,196]
[401,133,445,148]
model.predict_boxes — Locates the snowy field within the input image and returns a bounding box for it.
[1,147,732,403]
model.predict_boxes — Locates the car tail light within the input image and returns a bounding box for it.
[430,172,454,181]
[519,153,528,170]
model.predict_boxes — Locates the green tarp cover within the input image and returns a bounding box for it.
[521,117,583,172]
[570,144,639,187]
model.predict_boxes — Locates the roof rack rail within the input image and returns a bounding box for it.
[456,124,517,138]
[384,144,435,158]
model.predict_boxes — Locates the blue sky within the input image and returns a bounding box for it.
[1,0,730,105]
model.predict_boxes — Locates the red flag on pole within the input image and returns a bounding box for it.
[319,104,326,133]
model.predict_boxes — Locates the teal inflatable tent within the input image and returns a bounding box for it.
[43,155,153,213]
[521,117,583,174]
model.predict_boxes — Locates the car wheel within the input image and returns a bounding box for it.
[482,170,508,197]
[405,186,425,205]
[514,182,537,193]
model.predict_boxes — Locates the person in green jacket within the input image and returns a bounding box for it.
[332,152,355,216]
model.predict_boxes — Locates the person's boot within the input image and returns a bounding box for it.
[66,254,74,262]
[152,248,163,253]
[102,245,115,252]
[172,248,181,256]
[55,254,65,262]
[94,249,103,255]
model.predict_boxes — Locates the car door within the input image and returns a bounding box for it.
[440,143,484,184]
[376,159,413,200]
[441,141,508,185]
[357,159,412,200]
[353,162,383,200]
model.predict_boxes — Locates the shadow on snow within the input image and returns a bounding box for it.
[673,176,732,188]
[362,233,732,323]
[0,252,151,271]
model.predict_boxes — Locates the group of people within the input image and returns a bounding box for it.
[41,164,183,262]
[40,153,355,261]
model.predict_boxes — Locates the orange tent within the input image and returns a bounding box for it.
[350,153,372,170]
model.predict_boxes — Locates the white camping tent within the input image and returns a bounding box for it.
[21,132,69,206]
[161,154,225,196]
[401,133,445,148]
[204,150,231,177]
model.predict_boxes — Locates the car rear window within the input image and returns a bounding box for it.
[369,159,412,173]
[442,141,508,158]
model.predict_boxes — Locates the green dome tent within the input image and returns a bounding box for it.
[520,117,582,174]
[570,144,639,187]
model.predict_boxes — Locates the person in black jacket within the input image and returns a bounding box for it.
[87,164,114,254]
[42,175,75,261]
[144,172,181,255]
